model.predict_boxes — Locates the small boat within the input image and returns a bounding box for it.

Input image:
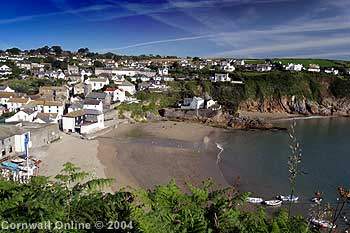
[264,200,282,206]
[11,158,26,163]
[310,218,336,229]
[311,197,323,204]
[277,195,299,202]
[247,197,264,204]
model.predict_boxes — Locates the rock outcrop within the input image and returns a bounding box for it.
[239,96,350,117]
[158,108,281,130]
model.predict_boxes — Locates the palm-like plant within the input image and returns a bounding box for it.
[287,121,302,216]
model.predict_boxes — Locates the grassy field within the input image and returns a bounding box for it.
[244,59,266,64]
[273,58,349,68]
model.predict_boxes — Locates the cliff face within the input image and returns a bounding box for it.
[238,96,350,116]
[158,108,277,130]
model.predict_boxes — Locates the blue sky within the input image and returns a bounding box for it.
[0,0,349,59]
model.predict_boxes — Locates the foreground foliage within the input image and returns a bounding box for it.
[0,163,316,233]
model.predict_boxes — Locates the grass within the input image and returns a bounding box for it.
[244,59,266,64]
[273,58,342,68]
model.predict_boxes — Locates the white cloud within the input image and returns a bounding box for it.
[212,37,350,57]
[0,4,114,24]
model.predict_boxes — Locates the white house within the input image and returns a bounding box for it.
[117,80,136,95]
[256,64,272,72]
[57,72,66,80]
[158,67,169,76]
[0,86,15,93]
[5,109,37,123]
[325,68,339,75]
[68,65,79,75]
[41,101,64,118]
[211,73,231,82]
[162,76,175,82]
[206,99,217,109]
[112,75,125,85]
[83,99,104,112]
[33,112,59,124]
[85,77,110,91]
[223,61,236,72]
[7,98,30,112]
[62,109,104,134]
[105,88,126,102]
[308,64,321,73]
[0,65,12,76]
[114,89,126,102]
[285,63,303,72]
[181,97,205,110]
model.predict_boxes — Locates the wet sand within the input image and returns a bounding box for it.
[97,121,229,191]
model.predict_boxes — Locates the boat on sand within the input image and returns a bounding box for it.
[264,200,282,206]
[247,197,264,204]
[310,218,336,229]
[277,195,299,202]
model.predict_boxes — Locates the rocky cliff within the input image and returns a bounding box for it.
[158,108,281,130]
[239,96,350,116]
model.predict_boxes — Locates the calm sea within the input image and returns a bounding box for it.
[218,117,350,203]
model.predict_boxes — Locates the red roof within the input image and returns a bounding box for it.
[105,87,116,92]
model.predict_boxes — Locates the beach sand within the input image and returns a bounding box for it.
[32,121,229,192]
[97,121,229,191]
[34,133,106,181]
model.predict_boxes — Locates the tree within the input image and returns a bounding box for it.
[6,47,21,55]
[94,60,105,68]
[51,45,63,55]
[78,48,89,54]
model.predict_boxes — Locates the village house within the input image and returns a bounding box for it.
[33,112,59,124]
[68,65,79,75]
[39,86,69,101]
[83,99,103,112]
[104,87,126,103]
[162,76,175,82]
[85,77,109,91]
[112,75,125,85]
[211,73,231,82]
[5,109,37,123]
[41,101,64,117]
[0,65,12,76]
[0,92,24,105]
[148,83,169,93]
[0,85,15,93]
[158,67,169,76]
[117,80,136,95]
[85,92,111,109]
[7,98,31,112]
[308,64,321,73]
[256,64,272,72]
[25,100,65,119]
[0,125,31,158]
[324,68,339,75]
[68,102,83,113]
[223,62,236,72]
[285,63,303,72]
[72,83,85,96]
[180,97,205,110]
[18,63,31,70]
[137,82,150,91]
[61,109,104,134]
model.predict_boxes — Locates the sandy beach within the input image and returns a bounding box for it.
[97,121,229,191]
[31,121,229,192]
[33,133,107,181]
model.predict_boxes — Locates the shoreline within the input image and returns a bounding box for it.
[238,110,347,122]
[96,121,229,191]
